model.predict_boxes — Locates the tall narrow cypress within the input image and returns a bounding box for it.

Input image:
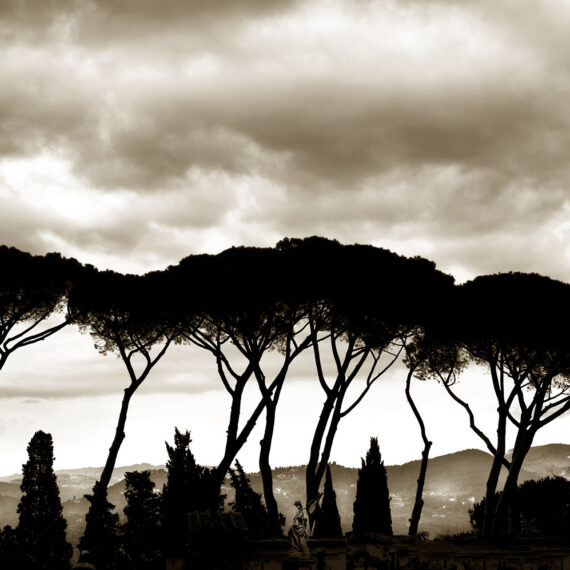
[352,438,392,539]
[17,430,72,570]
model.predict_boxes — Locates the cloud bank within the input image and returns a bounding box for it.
[0,0,569,280]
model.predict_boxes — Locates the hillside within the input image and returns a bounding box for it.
[1,445,569,544]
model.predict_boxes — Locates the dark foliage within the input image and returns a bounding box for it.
[229,460,272,539]
[0,247,81,371]
[161,428,224,556]
[313,465,343,538]
[470,476,570,536]
[16,430,72,570]
[0,525,19,568]
[78,482,120,570]
[353,438,393,539]
[120,470,162,570]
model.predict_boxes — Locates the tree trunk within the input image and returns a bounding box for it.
[212,393,269,491]
[405,363,432,537]
[306,392,337,506]
[482,412,507,534]
[408,441,432,536]
[259,383,284,536]
[99,385,136,491]
[492,429,535,535]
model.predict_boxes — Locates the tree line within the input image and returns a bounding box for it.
[0,428,392,569]
[1,236,569,552]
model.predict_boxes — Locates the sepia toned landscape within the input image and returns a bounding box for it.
[2,0,570,568]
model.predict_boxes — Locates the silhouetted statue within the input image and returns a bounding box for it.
[288,500,311,558]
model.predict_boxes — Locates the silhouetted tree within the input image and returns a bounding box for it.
[70,270,178,551]
[16,430,72,570]
[120,470,161,570]
[78,482,120,570]
[173,245,313,536]
[312,465,342,538]
[282,238,455,514]
[404,334,465,537]
[0,525,18,568]
[470,476,570,536]
[70,270,177,493]
[435,273,570,534]
[0,247,80,371]
[352,438,392,539]
[161,428,224,556]
[229,460,271,539]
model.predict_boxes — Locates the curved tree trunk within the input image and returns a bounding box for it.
[212,391,269,491]
[482,411,507,534]
[492,429,535,535]
[259,381,284,536]
[99,385,136,491]
[306,392,337,505]
[405,365,432,537]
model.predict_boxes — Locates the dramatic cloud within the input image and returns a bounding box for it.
[1,0,569,281]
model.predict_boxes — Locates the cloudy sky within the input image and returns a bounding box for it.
[1,0,570,476]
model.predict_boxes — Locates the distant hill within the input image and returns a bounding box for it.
[1,445,569,544]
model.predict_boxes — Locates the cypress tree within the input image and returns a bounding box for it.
[16,430,72,570]
[229,460,270,538]
[313,465,343,538]
[161,428,224,556]
[352,437,392,539]
[78,482,120,570]
[120,470,162,570]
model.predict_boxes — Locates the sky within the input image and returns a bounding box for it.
[1,0,570,476]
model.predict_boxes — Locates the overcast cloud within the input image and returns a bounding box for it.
[0,0,569,278]
[1,0,570,471]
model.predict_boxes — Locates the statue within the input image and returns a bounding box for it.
[287,495,322,559]
[288,500,310,558]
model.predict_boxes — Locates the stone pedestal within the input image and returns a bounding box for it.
[282,557,316,569]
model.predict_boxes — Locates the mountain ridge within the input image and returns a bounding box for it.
[1,444,569,542]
